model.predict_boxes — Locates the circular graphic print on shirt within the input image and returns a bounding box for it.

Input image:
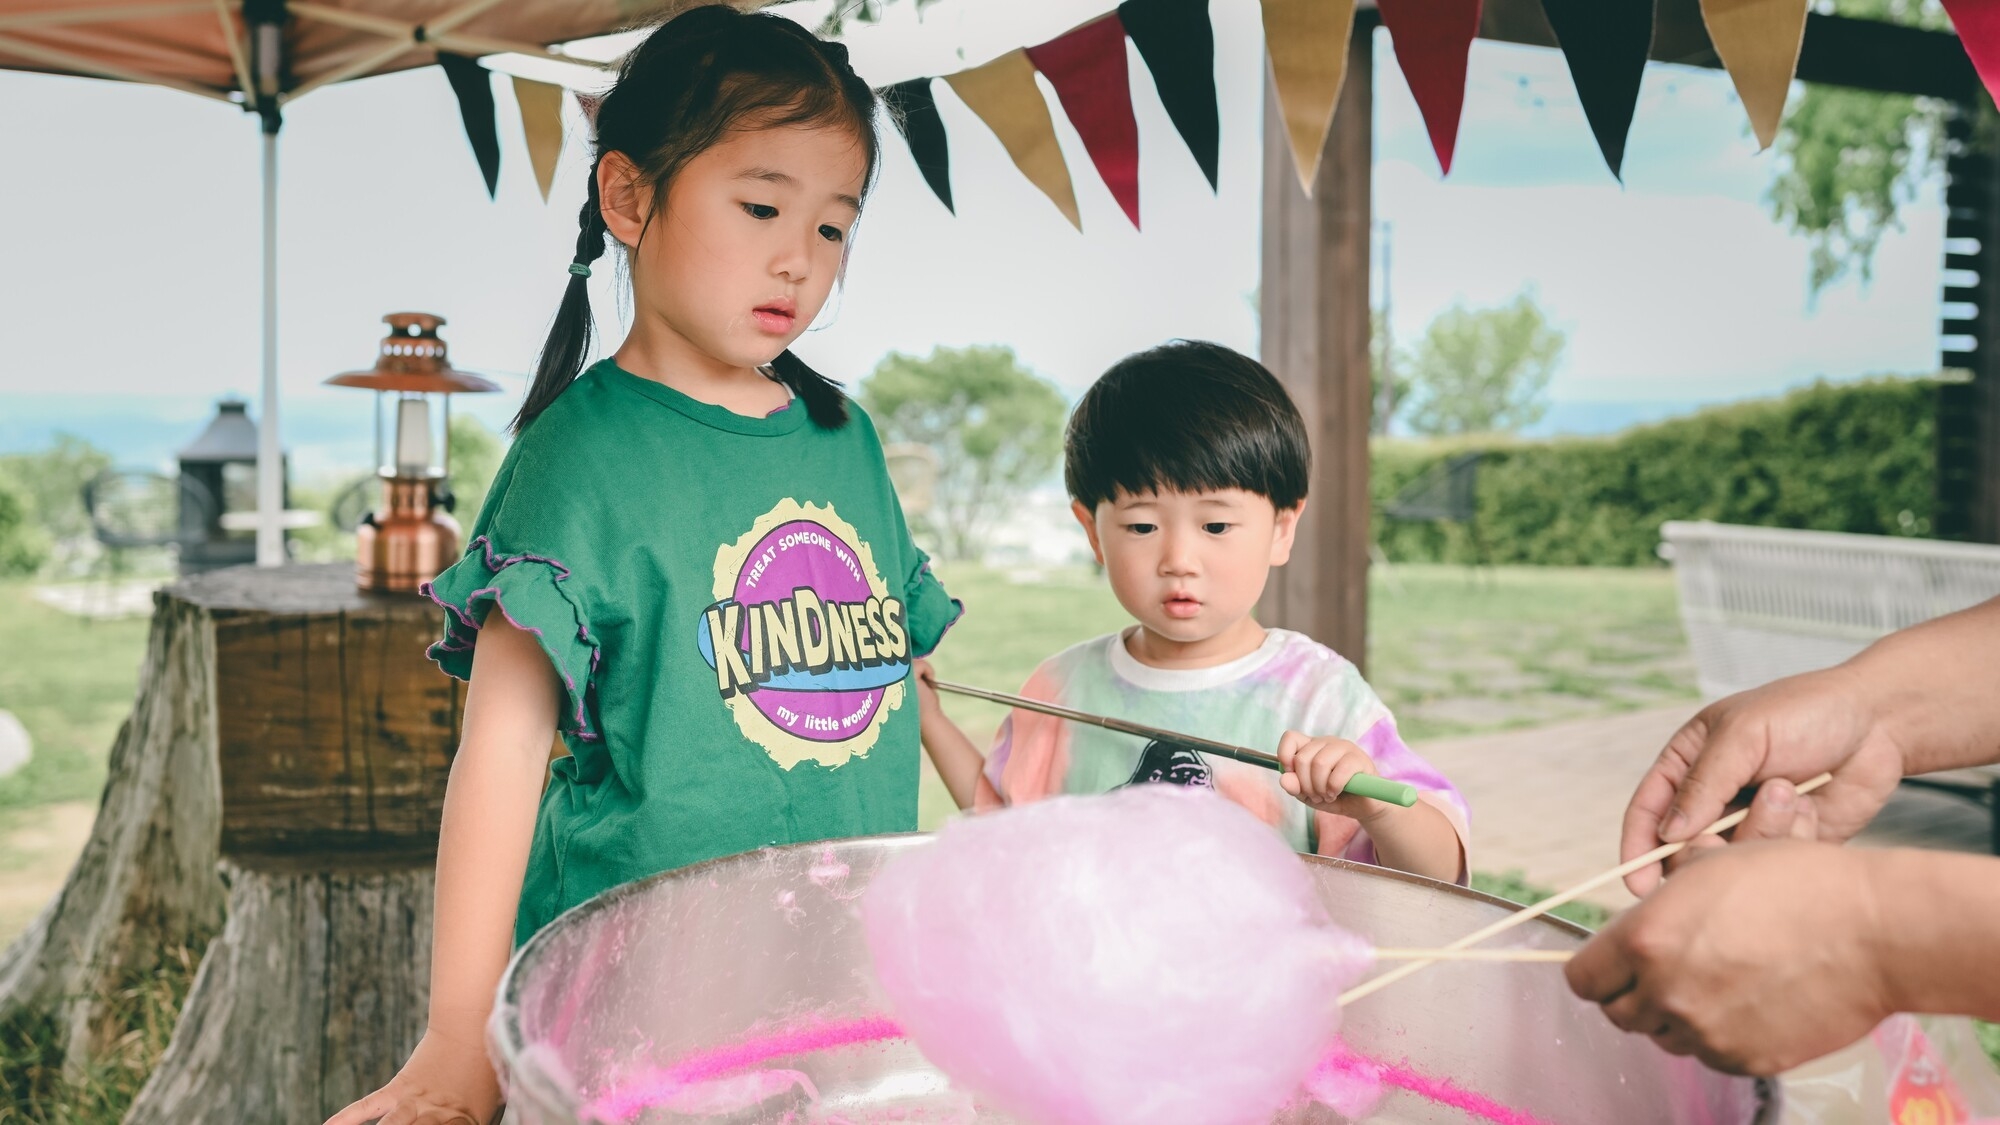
[697,498,910,769]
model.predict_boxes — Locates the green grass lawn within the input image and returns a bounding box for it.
[0,584,150,817]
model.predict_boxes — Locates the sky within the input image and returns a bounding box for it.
[0,0,1950,475]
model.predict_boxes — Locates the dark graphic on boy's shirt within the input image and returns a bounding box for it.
[1122,739,1214,789]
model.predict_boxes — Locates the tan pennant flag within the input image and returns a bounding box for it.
[1699,0,1807,150]
[1261,0,1357,195]
[945,49,1081,230]
[513,76,566,202]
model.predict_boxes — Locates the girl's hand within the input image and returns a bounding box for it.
[913,658,942,717]
[323,1028,501,1125]
[1277,732,1387,821]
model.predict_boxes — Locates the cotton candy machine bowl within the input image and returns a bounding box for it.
[491,834,1774,1124]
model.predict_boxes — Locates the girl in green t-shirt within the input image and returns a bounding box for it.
[329,10,959,1124]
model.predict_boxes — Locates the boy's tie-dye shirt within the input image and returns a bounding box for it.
[973,628,1470,879]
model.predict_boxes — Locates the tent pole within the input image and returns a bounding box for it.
[255,121,282,566]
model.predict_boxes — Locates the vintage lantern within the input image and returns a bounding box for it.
[325,313,500,592]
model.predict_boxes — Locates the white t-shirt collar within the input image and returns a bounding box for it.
[1106,625,1292,692]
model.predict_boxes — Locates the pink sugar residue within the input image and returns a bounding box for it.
[582,1016,902,1122]
[576,1016,1554,1125]
[1369,1054,1555,1125]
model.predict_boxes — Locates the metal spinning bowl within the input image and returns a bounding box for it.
[492,835,1775,1124]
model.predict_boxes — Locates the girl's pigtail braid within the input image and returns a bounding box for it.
[512,165,611,433]
[770,349,849,428]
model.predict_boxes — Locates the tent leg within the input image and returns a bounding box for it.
[255,125,283,566]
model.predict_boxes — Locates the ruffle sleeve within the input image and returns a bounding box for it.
[901,549,963,660]
[419,534,602,741]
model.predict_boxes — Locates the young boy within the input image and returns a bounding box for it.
[917,341,1468,883]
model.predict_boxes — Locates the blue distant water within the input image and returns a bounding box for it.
[0,392,524,480]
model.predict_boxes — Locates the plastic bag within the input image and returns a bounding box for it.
[1781,1015,2000,1124]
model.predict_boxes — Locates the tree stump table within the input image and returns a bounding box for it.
[0,564,461,1122]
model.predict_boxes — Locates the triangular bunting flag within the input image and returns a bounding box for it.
[438,52,501,199]
[1027,15,1142,229]
[1260,0,1357,194]
[884,78,954,213]
[945,49,1082,229]
[512,76,566,203]
[1940,0,2000,105]
[1697,0,1807,150]
[1376,0,1482,175]
[1543,0,1654,180]
[1121,0,1220,190]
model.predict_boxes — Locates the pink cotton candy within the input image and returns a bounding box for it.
[862,786,1374,1125]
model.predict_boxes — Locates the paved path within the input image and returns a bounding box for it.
[1421,702,1993,915]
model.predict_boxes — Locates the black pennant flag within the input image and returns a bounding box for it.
[1119,0,1219,190]
[439,52,502,199]
[885,78,954,213]
[1542,0,1654,180]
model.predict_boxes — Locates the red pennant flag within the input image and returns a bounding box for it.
[1377,0,1482,175]
[1027,15,1142,229]
[1943,0,2000,106]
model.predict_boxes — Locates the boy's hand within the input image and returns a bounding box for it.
[1278,732,1393,821]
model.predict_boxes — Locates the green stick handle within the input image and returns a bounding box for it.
[1341,773,1418,807]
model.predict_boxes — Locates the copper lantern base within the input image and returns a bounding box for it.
[357,475,461,593]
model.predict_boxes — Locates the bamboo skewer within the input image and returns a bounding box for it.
[1338,771,1837,1006]
[929,679,1419,807]
[1371,948,1572,963]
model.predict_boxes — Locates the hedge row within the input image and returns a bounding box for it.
[1371,378,1940,567]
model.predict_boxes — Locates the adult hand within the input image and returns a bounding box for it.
[323,1028,502,1125]
[1566,840,1896,1077]
[1622,665,1904,895]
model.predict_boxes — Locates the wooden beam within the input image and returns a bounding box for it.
[1478,0,1979,102]
[1257,15,1375,670]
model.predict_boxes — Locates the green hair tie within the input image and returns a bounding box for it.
[568,261,592,279]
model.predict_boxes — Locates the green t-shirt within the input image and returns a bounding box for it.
[422,359,960,944]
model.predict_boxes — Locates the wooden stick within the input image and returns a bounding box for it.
[0,31,232,101]
[1338,771,1836,1006]
[213,0,256,108]
[0,2,211,32]
[1371,948,1572,963]
[286,0,511,101]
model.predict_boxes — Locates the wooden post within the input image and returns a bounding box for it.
[1257,13,1376,669]
[1939,102,2000,543]
[106,564,459,1123]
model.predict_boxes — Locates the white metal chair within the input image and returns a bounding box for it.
[1660,520,2000,852]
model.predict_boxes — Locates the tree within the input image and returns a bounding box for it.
[0,433,112,545]
[1372,308,1410,434]
[1401,292,1566,436]
[447,413,505,522]
[859,345,1067,561]
[0,470,50,576]
[1768,0,1953,294]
